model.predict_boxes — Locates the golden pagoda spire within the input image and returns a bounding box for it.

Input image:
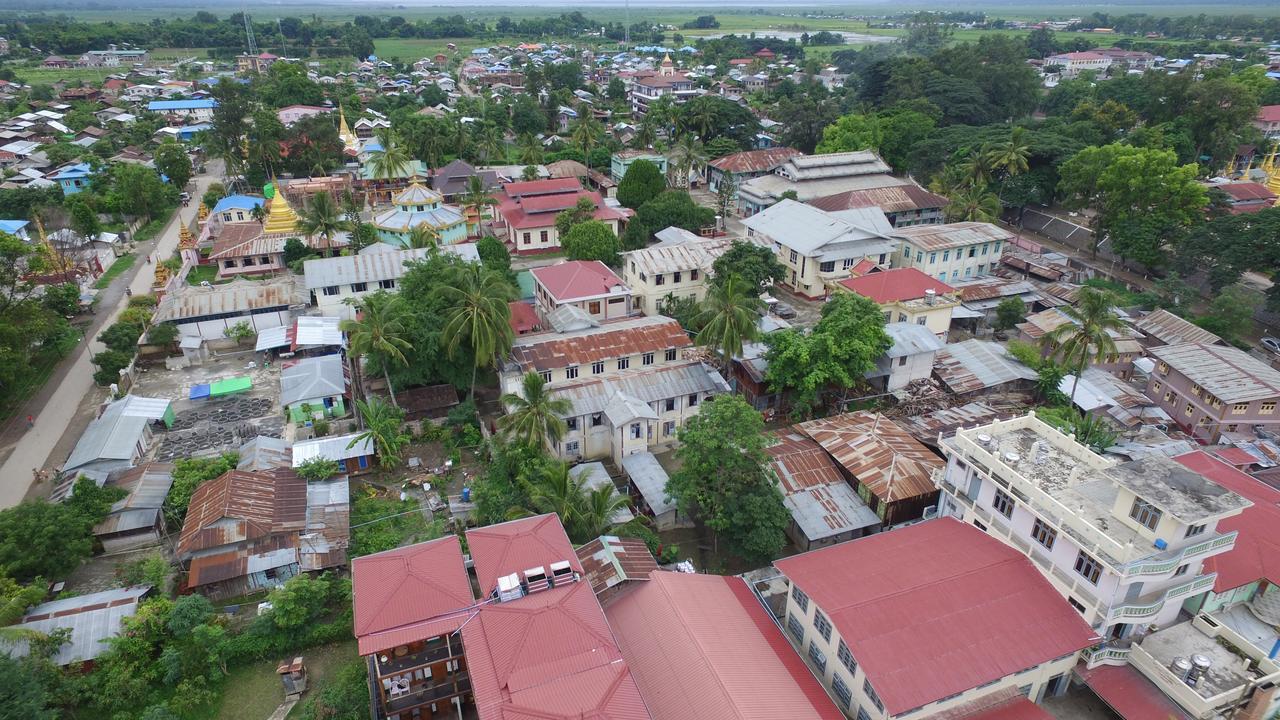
[262,183,300,236]
[197,202,209,221]
[338,105,359,152]
[1265,149,1280,201]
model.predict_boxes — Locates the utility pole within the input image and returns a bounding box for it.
[624,0,630,49]
[243,7,257,55]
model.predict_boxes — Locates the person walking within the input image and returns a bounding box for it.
[26,415,33,429]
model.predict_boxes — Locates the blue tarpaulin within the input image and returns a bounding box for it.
[189,384,211,400]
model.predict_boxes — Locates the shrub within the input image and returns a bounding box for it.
[93,349,134,385]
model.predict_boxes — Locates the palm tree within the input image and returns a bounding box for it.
[440,264,515,400]
[632,116,657,149]
[249,203,267,225]
[459,175,497,237]
[499,371,572,448]
[670,134,707,189]
[341,294,413,406]
[349,396,409,469]
[945,184,1002,222]
[985,127,1030,179]
[475,123,505,163]
[570,114,602,165]
[960,148,993,188]
[297,192,348,250]
[369,132,412,184]
[517,133,543,165]
[682,101,717,140]
[406,223,439,249]
[694,275,763,367]
[1041,287,1125,406]
[519,461,584,526]
[576,484,633,541]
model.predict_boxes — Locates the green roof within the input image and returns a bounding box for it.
[516,270,535,300]
[209,376,253,397]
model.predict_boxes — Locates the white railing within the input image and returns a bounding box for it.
[1105,574,1217,624]
[1081,645,1131,668]
[1122,532,1238,578]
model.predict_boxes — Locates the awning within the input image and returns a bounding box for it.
[254,325,290,351]
[209,376,252,397]
[189,384,211,400]
[179,335,203,350]
[952,306,986,319]
[1077,662,1189,720]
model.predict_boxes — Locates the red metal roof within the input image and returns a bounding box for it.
[837,267,955,305]
[496,188,625,230]
[1078,662,1190,720]
[351,535,476,655]
[466,513,585,597]
[1217,182,1277,203]
[774,518,1099,715]
[606,570,845,720]
[1174,451,1280,592]
[1212,447,1260,467]
[508,300,541,335]
[510,317,691,372]
[501,177,583,198]
[530,261,627,303]
[1257,105,1280,124]
[462,578,650,720]
[954,697,1055,720]
[177,469,306,559]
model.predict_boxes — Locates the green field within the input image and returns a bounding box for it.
[373,36,527,62]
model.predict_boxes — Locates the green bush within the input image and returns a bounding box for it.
[99,321,144,353]
[92,349,134,385]
[295,659,371,720]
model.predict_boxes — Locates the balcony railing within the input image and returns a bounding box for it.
[1105,574,1217,625]
[1082,645,1132,668]
[377,674,472,717]
[1122,532,1238,578]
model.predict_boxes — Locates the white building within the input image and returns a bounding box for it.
[895,222,1012,284]
[619,227,732,316]
[1046,51,1112,79]
[302,244,478,319]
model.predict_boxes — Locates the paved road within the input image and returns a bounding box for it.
[0,163,223,508]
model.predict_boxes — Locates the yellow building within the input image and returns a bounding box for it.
[835,268,959,338]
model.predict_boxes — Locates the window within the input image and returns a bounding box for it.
[566,417,578,431]
[1130,498,1162,531]
[814,609,832,641]
[791,585,809,613]
[655,274,665,286]
[1164,391,1174,403]
[591,413,603,427]
[1074,550,1102,585]
[1191,384,1202,397]
[833,675,853,709]
[942,250,950,262]
[224,260,237,269]
[898,356,907,367]
[1031,519,1057,550]
[981,243,989,255]
[617,356,630,370]
[639,272,647,282]
[1185,523,1206,537]
[837,639,857,675]
[929,252,937,264]
[844,258,857,269]
[857,708,872,720]
[663,420,676,436]
[592,361,604,374]
[1068,597,1086,614]
[898,313,908,323]
[915,250,923,263]
[951,269,959,280]
[322,285,339,296]
[665,348,677,361]
[540,371,552,383]
[630,423,642,439]
[864,680,884,713]
[819,261,835,273]
[789,250,798,263]
[808,642,828,673]
[523,232,531,245]
[1185,403,1194,417]
[380,279,395,289]
[973,519,988,531]
[1153,381,1162,393]
[1233,403,1250,415]
[539,230,548,243]
[964,267,972,278]
[1263,402,1276,415]
[992,488,1016,519]
[643,352,654,366]
[916,317,927,326]
[1173,564,1189,577]
[566,365,578,380]
[260,257,271,265]
[589,301,601,314]
[1158,361,1169,375]
[351,282,367,293]
[242,256,255,266]
[786,613,804,641]
[688,394,699,407]
[969,247,977,258]
[673,271,682,283]
[664,398,675,412]
[690,269,699,281]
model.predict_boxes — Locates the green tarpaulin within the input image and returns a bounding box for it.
[209,376,253,397]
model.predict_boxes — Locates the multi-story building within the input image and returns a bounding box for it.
[894,222,1011,282]
[743,199,898,299]
[1090,47,1157,71]
[530,260,633,324]
[1145,343,1280,443]
[500,313,728,463]
[492,178,627,255]
[1046,51,1112,79]
[236,52,279,74]
[736,151,908,216]
[371,183,469,246]
[808,184,948,228]
[629,54,698,116]
[706,147,803,194]
[303,245,479,319]
[620,227,731,316]
[934,413,1251,644]
[835,268,959,338]
[146,99,218,123]
[775,518,1100,720]
[1252,105,1280,140]
[610,150,668,183]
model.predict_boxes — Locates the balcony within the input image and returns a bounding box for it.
[373,636,464,678]
[378,673,472,717]
[1081,644,1131,669]
[1121,532,1238,579]
[1104,574,1217,626]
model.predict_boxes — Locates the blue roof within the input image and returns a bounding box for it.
[362,140,384,153]
[148,99,218,111]
[0,220,28,234]
[212,195,265,214]
[52,163,93,180]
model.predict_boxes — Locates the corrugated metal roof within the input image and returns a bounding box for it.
[154,278,302,323]
[899,403,1009,447]
[237,435,292,471]
[279,353,347,406]
[301,478,349,571]
[177,468,307,559]
[796,412,943,504]
[951,277,1039,303]
[895,221,1012,251]
[774,519,1100,715]
[574,536,657,596]
[606,571,846,720]
[768,431,880,541]
[570,463,635,524]
[1176,451,1280,592]
[1149,342,1280,404]
[1132,309,1223,347]
[291,433,374,465]
[509,316,690,372]
[531,260,627,302]
[303,247,430,289]
[64,397,150,473]
[742,199,894,257]
[5,585,151,666]
[93,463,174,536]
[293,316,344,347]
[883,322,946,358]
[782,151,891,180]
[466,513,584,597]
[621,452,674,517]
[933,340,1038,395]
[550,362,730,419]
[1078,663,1191,720]
[708,146,803,174]
[808,183,948,214]
[621,232,730,277]
[352,535,475,655]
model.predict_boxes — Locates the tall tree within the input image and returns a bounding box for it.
[153,140,193,190]
[341,293,412,406]
[440,264,515,399]
[350,397,409,469]
[498,371,572,449]
[616,159,666,210]
[459,175,496,237]
[369,131,412,182]
[1040,287,1124,406]
[710,240,785,295]
[296,192,347,248]
[694,275,762,367]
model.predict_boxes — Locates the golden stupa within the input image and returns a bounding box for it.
[153,262,170,288]
[178,223,195,249]
[338,105,360,153]
[197,203,209,221]
[1262,149,1280,202]
[262,185,300,236]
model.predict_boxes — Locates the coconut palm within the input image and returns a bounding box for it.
[680,101,718,140]
[369,132,412,183]
[670,134,707,189]
[499,371,572,448]
[576,484,633,541]
[440,264,515,399]
[517,133,543,165]
[570,113,603,165]
[959,148,993,187]
[945,184,1003,222]
[459,175,497,237]
[1041,287,1125,406]
[694,275,763,367]
[406,223,439,249]
[516,461,583,525]
[249,203,267,225]
[296,192,348,249]
[632,116,657,149]
[348,396,409,469]
[985,127,1030,179]
[475,123,505,163]
[341,293,413,406]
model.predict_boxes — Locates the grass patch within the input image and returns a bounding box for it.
[187,264,219,286]
[133,209,177,244]
[1083,277,1144,305]
[349,487,442,559]
[0,327,82,422]
[93,253,137,289]
[202,639,358,720]
[373,36,526,62]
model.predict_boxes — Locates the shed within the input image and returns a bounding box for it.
[209,376,253,397]
[292,433,376,475]
[93,463,174,553]
[63,395,162,483]
[569,462,635,524]
[279,354,348,423]
[2,586,152,667]
[620,452,688,530]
